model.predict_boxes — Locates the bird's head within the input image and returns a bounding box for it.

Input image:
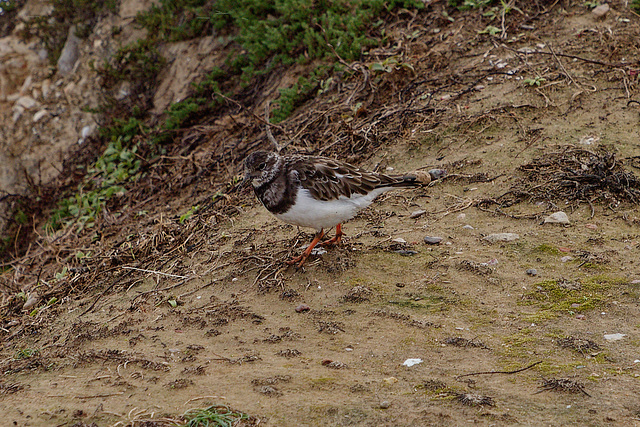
[243,151,281,188]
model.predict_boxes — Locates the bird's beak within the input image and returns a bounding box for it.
[241,172,251,187]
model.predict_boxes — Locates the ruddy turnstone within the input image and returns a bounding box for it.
[244,151,445,267]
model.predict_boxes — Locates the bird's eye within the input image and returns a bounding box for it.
[258,162,266,170]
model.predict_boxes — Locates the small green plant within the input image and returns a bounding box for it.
[584,1,600,8]
[49,118,147,230]
[0,0,17,15]
[100,38,166,84]
[524,76,546,87]
[631,0,640,11]
[182,404,250,427]
[14,348,39,360]
[369,56,415,73]
[180,205,200,224]
[478,25,500,35]
[449,0,495,10]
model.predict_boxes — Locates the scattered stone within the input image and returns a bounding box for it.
[22,293,40,311]
[394,250,417,256]
[409,209,427,219]
[379,401,391,409]
[32,109,49,122]
[402,358,422,367]
[16,96,38,110]
[526,268,538,276]
[384,377,398,384]
[544,211,570,225]
[392,237,407,244]
[462,225,474,230]
[631,280,640,285]
[585,223,598,230]
[57,25,81,75]
[482,233,519,243]
[561,256,573,263]
[604,333,626,342]
[591,3,609,18]
[295,304,310,313]
[423,236,443,245]
[428,168,447,180]
[457,213,466,220]
[576,314,585,320]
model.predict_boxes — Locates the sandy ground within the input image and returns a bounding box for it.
[2,1,640,426]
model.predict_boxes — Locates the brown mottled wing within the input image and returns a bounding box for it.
[288,156,412,201]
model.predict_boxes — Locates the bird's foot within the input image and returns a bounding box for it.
[319,224,343,247]
[320,234,342,247]
[285,254,308,269]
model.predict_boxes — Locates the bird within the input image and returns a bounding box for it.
[244,150,445,267]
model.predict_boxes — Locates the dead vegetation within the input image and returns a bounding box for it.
[2,0,640,425]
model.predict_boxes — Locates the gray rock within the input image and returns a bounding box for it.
[57,25,81,76]
[428,169,447,180]
[526,268,538,276]
[16,96,38,110]
[482,233,519,243]
[544,211,570,225]
[409,209,427,219]
[592,3,609,18]
[33,109,49,122]
[380,401,391,409]
[424,236,443,245]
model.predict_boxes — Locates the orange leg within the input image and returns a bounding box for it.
[320,223,343,247]
[287,229,325,268]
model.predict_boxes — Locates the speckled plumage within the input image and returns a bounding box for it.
[243,150,443,267]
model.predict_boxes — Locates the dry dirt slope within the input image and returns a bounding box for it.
[2,1,640,426]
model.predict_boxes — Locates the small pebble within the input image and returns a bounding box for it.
[585,223,598,230]
[384,377,398,384]
[380,401,391,409]
[392,237,407,244]
[592,3,609,18]
[410,210,427,219]
[402,358,423,367]
[561,256,573,263]
[23,293,40,311]
[395,250,418,256]
[604,333,626,341]
[424,236,443,245]
[457,213,466,220]
[295,304,310,313]
[544,211,570,225]
[576,314,585,320]
[428,169,447,180]
[482,233,519,243]
[526,268,538,276]
[462,225,474,230]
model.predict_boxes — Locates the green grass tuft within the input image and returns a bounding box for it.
[181,404,251,427]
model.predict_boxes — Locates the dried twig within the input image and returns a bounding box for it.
[456,361,542,379]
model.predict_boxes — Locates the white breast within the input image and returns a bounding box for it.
[275,187,389,231]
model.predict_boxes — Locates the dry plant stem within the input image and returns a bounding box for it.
[456,361,542,379]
